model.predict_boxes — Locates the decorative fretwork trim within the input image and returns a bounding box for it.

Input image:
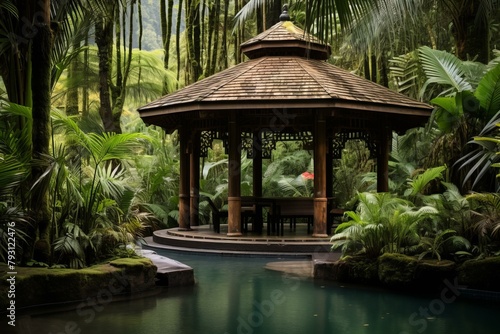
[331,130,377,159]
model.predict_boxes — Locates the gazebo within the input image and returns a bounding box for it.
[138,10,432,238]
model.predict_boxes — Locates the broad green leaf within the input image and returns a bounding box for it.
[475,63,500,118]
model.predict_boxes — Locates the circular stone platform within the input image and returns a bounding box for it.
[147,225,335,256]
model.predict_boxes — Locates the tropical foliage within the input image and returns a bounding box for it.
[1,0,500,269]
[332,168,476,261]
[331,192,436,258]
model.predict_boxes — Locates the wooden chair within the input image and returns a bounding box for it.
[201,196,256,233]
[267,198,314,236]
[200,195,228,233]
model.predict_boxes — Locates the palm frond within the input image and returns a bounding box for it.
[0,156,27,197]
[457,110,500,189]
[389,51,421,99]
[233,0,267,29]
[418,46,472,98]
[406,165,446,196]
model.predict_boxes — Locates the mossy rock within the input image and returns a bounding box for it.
[329,256,379,284]
[0,257,157,311]
[414,259,456,292]
[110,258,157,292]
[458,256,500,292]
[378,253,418,288]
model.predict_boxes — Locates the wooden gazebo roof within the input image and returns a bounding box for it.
[138,21,432,130]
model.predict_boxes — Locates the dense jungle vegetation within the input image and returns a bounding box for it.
[1,0,500,268]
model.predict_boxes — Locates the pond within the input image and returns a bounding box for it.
[10,250,500,334]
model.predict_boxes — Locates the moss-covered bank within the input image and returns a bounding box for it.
[458,257,500,292]
[0,258,157,311]
[315,254,500,293]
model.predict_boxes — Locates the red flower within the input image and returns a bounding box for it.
[301,172,314,179]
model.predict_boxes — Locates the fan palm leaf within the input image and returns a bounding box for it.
[52,111,149,166]
[418,46,472,98]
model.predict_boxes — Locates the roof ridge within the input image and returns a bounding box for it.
[295,59,333,97]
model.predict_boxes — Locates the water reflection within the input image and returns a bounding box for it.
[4,251,499,334]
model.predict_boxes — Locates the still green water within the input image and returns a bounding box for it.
[13,250,500,334]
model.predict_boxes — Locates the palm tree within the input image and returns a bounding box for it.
[0,0,109,262]
[49,111,151,267]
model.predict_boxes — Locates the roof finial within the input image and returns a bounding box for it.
[279,4,290,21]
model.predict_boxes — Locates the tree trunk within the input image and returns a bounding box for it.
[66,40,80,116]
[221,0,229,69]
[186,0,202,83]
[370,54,377,83]
[161,0,168,67]
[166,0,174,71]
[95,4,116,133]
[363,54,370,80]
[266,0,282,29]
[82,31,90,118]
[176,0,183,85]
[137,0,143,98]
[1,2,32,106]
[114,6,122,107]
[257,4,264,33]
[204,2,215,77]
[380,52,389,88]
[234,0,243,64]
[30,0,53,263]
[110,0,135,132]
[210,0,220,75]
[161,0,174,81]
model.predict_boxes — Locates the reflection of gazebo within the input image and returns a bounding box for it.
[138,11,432,238]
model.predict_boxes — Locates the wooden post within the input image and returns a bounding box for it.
[190,132,200,226]
[178,125,191,230]
[313,112,328,237]
[253,131,263,233]
[377,127,391,193]
[326,137,333,198]
[326,137,334,234]
[227,115,242,236]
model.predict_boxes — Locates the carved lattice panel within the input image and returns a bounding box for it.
[200,131,215,158]
[331,131,377,159]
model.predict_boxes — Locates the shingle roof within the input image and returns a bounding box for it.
[138,21,432,124]
[241,21,330,60]
[138,56,431,115]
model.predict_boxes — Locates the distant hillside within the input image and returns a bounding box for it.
[134,0,183,51]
